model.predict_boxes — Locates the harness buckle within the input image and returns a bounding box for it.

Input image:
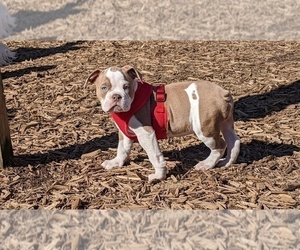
[156,85,166,102]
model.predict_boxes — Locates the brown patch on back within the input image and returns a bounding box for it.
[196,81,233,137]
[164,81,233,139]
[165,82,193,137]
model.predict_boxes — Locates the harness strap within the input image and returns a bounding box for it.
[111,81,168,142]
[152,85,168,140]
[111,81,153,142]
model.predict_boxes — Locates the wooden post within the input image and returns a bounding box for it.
[0,71,13,167]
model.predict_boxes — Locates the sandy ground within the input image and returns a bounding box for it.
[2,0,300,40]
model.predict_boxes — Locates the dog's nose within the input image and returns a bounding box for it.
[112,94,122,101]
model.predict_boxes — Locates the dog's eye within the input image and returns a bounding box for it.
[123,84,130,90]
[101,86,108,92]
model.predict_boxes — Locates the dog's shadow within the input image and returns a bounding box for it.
[12,132,298,175]
[163,139,299,177]
[12,133,119,168]
[234,79,300,121]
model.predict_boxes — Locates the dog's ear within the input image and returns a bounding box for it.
[83,69,101,88]
[122,65,143,81]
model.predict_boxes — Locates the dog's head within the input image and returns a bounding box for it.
[84,65,142,112]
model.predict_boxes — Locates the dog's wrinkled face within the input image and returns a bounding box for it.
[85,65,141,113]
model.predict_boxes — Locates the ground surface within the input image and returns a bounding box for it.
[1,40,299,209]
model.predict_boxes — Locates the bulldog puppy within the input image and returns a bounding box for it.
[85,65,240,182]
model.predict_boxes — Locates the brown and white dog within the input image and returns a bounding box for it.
[85,65,240,181]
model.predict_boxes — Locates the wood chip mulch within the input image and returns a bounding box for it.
[0,40,299,209]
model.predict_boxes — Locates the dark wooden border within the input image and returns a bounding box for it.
[0,71,13,167]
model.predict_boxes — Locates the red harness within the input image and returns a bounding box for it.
[111,80,168,142]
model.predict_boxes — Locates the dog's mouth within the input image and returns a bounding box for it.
[102,97,131,113]
[108,105,129,113]
[108,105,120,112]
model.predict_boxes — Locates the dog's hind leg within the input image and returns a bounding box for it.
[217,115,240,167]
[194,132,226,170]
[185,83,226,170]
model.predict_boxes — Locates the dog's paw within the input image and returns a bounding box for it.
[194,161,214,170]
[101,158,124,170]
[148,171,166,183]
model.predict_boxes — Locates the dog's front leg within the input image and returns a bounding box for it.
[101,130,133,169]
[129,117,166,182]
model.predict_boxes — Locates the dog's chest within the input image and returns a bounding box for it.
[111,82,168,141]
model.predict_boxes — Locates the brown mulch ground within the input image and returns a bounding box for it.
[0,40,299,209]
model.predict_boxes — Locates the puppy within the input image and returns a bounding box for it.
[85,65,240,181]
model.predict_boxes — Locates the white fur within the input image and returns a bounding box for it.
[0,3,15,66]
[185,83,202,137]
[102,125,133,169]
[128,116,166,181]
[185,83,224,170]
